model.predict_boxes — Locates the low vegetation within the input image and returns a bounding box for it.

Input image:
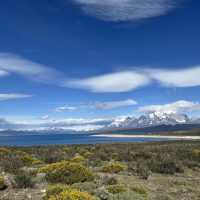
[0,140,200,199]
[0,176,7,190]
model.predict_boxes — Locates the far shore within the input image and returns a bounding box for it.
[92,134,200,140]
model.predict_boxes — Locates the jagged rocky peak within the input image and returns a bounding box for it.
[109,112,191,129]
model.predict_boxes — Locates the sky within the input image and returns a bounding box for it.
[0,0,200,131]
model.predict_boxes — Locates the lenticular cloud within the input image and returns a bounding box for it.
[73,0,177,22]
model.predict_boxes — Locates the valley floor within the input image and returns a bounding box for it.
[0,140,200,200]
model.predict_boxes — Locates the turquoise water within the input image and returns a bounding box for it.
[0,133,170,146]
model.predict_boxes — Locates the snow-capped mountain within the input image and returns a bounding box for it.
[108,112,191,129]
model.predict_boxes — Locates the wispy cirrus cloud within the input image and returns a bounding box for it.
[55,99,137,112]
[0,53,64,85]
[139,100,200,114]
[95,99,137,109]
[0,93,32,101]
[67,71,151,93]
[72,0,179,22]
[55,106,77,112]
[41,115,50,120]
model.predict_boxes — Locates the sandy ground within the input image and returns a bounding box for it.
[92,134,200,140]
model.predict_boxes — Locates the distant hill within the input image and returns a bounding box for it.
[98,124,200,136]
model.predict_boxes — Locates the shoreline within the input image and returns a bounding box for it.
[92,134,200,140]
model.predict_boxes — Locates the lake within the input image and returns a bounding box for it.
[0,133,170,146]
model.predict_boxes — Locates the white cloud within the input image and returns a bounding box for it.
[55,106,77,112]
[0,93,32,101]
[67,71,151,93]
[95,99,137,109]
[0,69,9,77]
[66,66,200,92]
[2,53,200,94]
[0,117,112,132]
[41,115,50,120]
[147,66,200,88]
[73,0,177,22]
[0,53,64,84]
[139,100,200,114]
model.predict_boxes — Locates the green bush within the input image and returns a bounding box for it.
[102,162,126,174]
[71,154,86,163]
[102,176,118,185]
[136,162,151,180]
[40,161,94,184]
[14,171,35,188]
[0,176,7,190]
[131,185,148,196]
[154,159,184,175]
[72,182,97,195]
[37,148,66,163]
[107,184,127,194]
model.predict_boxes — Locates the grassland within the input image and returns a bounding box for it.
[0,140,200,200]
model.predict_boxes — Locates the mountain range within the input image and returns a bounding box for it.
[108,112,200,129]
[1,112,200,133]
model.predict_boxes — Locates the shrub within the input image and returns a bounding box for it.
[158,160,184,175]
[44,184,70,200]
[40,161,94,184]
[106,184,127,194]
[72,182,97,195]
[0,148,11,157]
[0,154,24,174]
[131,186,148,196]
[14,171,35,188]
[102,176,118,185]
[0,176,7,190]
[46,188,97,200]
[38,148,66,163]
[63,147,70,153]
[71,154,85,163]
[94,187,109,200]
[83,151,93,159]
[136,162,151,180]
[192,149,200,158]
[20,153,43,166]
[102,162,126,174]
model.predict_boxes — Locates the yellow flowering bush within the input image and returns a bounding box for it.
[102,162,126,174]
[71,154,86,163]
[40,161,94,184]
[0,147,11,154]
[43,185,97,200]
[43,184,70,200]
[48,189,97,200]
[15,150,43,165]
[192,149,200,158]
[0,176,7,190]
[0,148,11,158]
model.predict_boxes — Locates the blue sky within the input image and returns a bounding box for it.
[0,0,200,130]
